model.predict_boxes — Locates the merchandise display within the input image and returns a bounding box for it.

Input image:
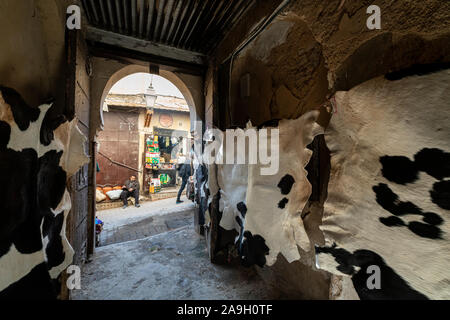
[145,136,161,170]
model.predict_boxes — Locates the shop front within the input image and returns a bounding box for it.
[144,127,190,195]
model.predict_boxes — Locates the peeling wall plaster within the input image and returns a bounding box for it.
[241,17,294,63]
[222,0,450,130]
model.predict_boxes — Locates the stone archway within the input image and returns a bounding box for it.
[92,63,202,137]
[90,62,203,200]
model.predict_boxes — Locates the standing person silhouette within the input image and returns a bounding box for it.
[176,157,192,204]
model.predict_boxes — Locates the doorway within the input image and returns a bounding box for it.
[94,72,193,248]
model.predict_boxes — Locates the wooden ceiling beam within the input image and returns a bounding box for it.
[86,26,206,66]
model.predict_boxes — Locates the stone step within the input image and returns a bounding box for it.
[96,189,179,211]
[149,191,178,201]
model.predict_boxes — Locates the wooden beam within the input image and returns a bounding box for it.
[115,0,124,33]
[170,0,191,46]
[159,0,175,43]
[86,26,206,65]
[88,42,205,76]
[131,0,137,35]
[165,0,183,44]
[106,0,116,31]
[138,0,145,37]
[153,0,166,41]
[145,0,155,39]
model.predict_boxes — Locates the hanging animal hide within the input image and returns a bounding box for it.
[317,69,450,299]
[0,87,89,298]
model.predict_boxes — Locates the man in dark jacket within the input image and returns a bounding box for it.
[121,175,140,209]
[176,163,192,204]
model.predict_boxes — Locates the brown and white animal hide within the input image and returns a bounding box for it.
[317,69,450,299]
[0,88,89,298]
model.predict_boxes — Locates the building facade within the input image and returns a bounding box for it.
[97,93,191,192]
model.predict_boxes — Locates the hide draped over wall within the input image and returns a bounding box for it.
[245,112,323,266]
[0,87,89,298]
[205,69,450,300]
[317,70,450,299]
[205,0,450,300]
[206,111,324,267]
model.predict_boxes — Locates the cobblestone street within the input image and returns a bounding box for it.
[98,196,194,247]
[73,226,278,300]
[99,208,193,246]
[74,195,277,300]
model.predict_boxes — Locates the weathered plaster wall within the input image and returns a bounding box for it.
[211,0,285,64]
[288,0,450,92]
[0,0,68,109]
[230,15,329,128]
[204,66,215,130]
[0,0,93,299]
[149,109,191,134]
[215,0,450,129]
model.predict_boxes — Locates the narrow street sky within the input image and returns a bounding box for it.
[109,73,184,98]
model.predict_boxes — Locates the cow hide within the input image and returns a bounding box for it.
[245,111,324,266]
[317,69,450,299]
[0,87,89,298]
[217,128,249,242]
[212,111,323,267]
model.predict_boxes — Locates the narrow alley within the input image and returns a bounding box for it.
[73,227,276,300]
[0,0,449,305]
[97,197,194,246]
[74,197,277,300]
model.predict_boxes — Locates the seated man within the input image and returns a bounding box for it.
[121,175,140,209]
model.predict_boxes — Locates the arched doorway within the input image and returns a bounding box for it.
[93,68,200,249]
[94,64,202,137]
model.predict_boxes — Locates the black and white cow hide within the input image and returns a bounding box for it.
[191,140,210,228]
[317,69,450,299]
[244,111,323,266]
[211,112,323,267]
[316,244,429,300]
[0,87,89,299]
[216,140,249,254]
